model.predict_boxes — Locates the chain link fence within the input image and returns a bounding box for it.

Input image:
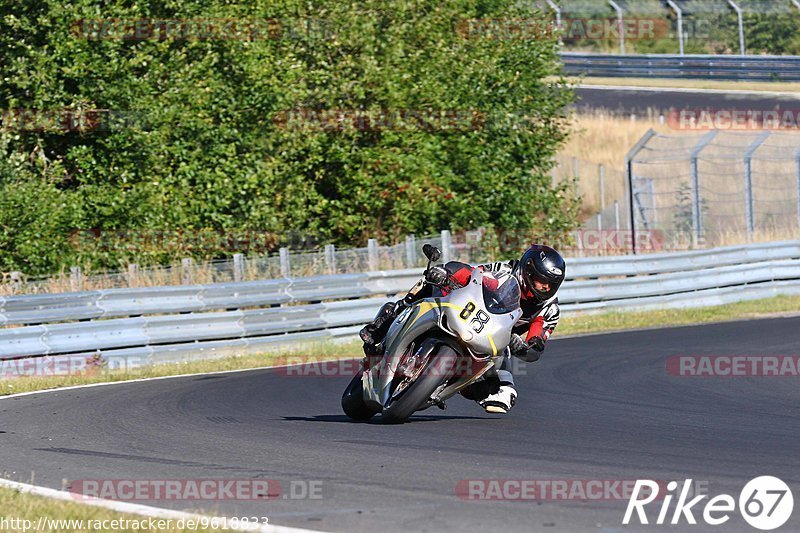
[524,0,800,55]
[627,129,800,251]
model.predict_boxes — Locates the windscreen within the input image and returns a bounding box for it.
[482,271,521,314]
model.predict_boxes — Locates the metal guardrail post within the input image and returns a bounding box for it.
[743,132,770,241]
[608,0,625,54]
[441,230,452,263]
[233,253,245,282]
[666,0,684,56]
[625,129,657,254]
[367,239,379,271]
[405,235,417,267]
[324,244,336,275]
[727,0,745,55]
[279,247,290,277]
[690,131,719,248]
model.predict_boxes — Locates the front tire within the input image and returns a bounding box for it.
[381,344,458,424]
[341,371,377,421]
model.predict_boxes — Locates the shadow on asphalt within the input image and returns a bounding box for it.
[282,414,494,424]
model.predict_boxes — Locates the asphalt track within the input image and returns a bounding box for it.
[574,86,800,116]
[1,317,799,532]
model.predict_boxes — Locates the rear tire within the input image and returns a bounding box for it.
[341,371,377,421]
[381,344,458,424]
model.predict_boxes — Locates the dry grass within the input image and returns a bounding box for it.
[557,110,800,248]
[558,110,671,215]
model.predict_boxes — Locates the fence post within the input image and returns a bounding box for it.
[608,0,625,54]
[596,213,602,233]
[689,131,718,249]
[614,200,620,230]
[599,164,605,211]
[441,230,452,263]
[743,132,769,241]
[127,263,139,286]
[405,234,417,268]
[279,247,290,277]
[625,129,658,254]
[367,239,379,271]
[666,0,684,56]
[70,266,82,292]
[324,244,336,275]
[181,258,193,285]
[233,253,245,282]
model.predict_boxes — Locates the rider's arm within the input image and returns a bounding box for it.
[443,261,474,287]
[525,299,560,349]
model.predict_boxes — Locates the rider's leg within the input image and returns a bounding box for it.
[478,352,517,414]
[359,278,430,355]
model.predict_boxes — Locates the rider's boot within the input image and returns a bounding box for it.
[359,301,404,355]
[478,383,517,414]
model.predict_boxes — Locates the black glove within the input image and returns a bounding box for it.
[424,265,448,286]
[529,335,545,352]
[509,333,527,355]
[510,334,544,363]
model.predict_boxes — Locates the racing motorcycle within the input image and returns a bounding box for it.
[342,244,522,423]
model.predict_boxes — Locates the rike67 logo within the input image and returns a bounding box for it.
[623,477,794,530]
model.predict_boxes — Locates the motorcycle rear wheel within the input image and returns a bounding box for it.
[341,370,378,421]
[381,344,458,424]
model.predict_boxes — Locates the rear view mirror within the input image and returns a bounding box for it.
[422,244,441,263]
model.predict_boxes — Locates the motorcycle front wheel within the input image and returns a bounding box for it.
[381,344,458,424]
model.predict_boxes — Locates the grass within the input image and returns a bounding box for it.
[0,486,225,532]
[3,294,800,398]
[568,76,800,94]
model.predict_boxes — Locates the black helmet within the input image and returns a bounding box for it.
[516,244,565,302]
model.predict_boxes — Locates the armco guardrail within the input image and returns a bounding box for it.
[1,241,799,363]
[561,52,800,81]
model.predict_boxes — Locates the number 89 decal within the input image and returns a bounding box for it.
[459,301,490,333]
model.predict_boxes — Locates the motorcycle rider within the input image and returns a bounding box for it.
[359,244,565,414]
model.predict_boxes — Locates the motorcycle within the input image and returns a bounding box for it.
[342,244,522,423]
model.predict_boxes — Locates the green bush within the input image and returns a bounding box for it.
[0,0,576,276]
